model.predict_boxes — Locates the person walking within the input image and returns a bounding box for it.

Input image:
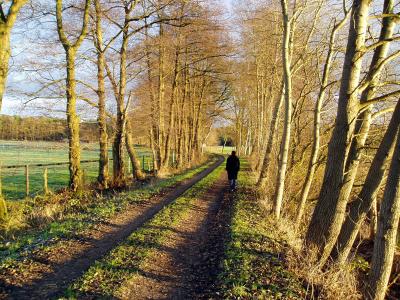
[226,151,240,191]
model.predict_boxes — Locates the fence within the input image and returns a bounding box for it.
[0,155,154,200]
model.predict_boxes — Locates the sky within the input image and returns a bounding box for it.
[1,0,235,117]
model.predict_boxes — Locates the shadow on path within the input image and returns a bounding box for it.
[0,156,224,300]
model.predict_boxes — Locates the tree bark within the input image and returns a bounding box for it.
[162,43,180,169]
[305,0,371,259]
[332,100,400,264]
[112,15,130,185]
[329,0,396,254]
[368,126,400,300]
[274,0,293,219]
[65,49,82,191]
[296,14,348,227]
[94,0,109,188]
[258,82,284,189]
[0,0,27,110]
[125,122,145,180]
[56,0,91,191]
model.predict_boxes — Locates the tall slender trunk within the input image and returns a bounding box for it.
[157,22,165,169]
[162,45,180,169]
[65,49,82,191]
[177,69,188,168]
[331,0,396,264]
[0,0,27,110]
[94,0,109,187]
[258,82,284,189]
[125,122,144,180]
[274,0,293,219]
[0,27,10,111]
[305,0,371,259]
[368,126,400,300]
[144,35,160,171]
[332,100,400,264]
[56,0,90,191]
[193,80,206,156]
[296,14,349,226]
[113,19,129,184]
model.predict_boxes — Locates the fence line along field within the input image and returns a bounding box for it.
[0,140,152,200]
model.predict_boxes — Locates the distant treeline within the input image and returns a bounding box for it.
[0,115,99,142]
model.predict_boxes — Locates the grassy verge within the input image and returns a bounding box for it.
[66,163,225,298]
[219,160,305,299]
[0,156,218,270]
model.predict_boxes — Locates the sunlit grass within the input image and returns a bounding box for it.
[0,140,152,200]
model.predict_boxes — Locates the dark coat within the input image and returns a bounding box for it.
[226,155,240,180]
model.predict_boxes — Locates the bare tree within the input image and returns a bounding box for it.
[0,0,27,110]
[295,12,349,226]
[332,99,400,265]
[305,0,371,261]
[93,0,109,188]
[56,0,91,191]
[367,122,400,300]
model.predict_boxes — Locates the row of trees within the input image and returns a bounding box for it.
[231,0,400,298]
[0,115,100,141]
[0,0,229,192]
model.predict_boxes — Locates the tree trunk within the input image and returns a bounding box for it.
[0,27,10,111]
[325,0,396,263]
[125,123,145,180]
[368,127,400,300]
[274,0,293,219]
[296,15,347,226]
[305,0,370,259]
[258,82,284,189]
[369,197,378,239]
[113,18,129,184]
[332,99,400,264]
[56,0,90,191]
[162,44,180,169]
[157,22,165,169]
[94,0,109,188]
[65,49,82,191]
[0,0,27,110]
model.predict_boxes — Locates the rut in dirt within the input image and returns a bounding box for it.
[118,171,235,300]
[0,156,224,300]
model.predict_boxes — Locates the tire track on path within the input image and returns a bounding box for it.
[119,167,233,299]
[1,156,224,300]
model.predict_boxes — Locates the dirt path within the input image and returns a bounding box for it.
[119,170,233,299]
[0,156,224,300]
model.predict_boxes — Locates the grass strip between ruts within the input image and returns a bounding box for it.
[0,156,218,271]
[66,163,225,298]
[218,160,305,299]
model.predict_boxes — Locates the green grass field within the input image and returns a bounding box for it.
[0,140,152,200]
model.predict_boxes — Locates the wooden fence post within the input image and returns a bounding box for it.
[43,168,49,195]
[82,169,86,187]
[142,155,145,171]
[0,165,7,222]
[0,165,2,197]
[25,164,29,197]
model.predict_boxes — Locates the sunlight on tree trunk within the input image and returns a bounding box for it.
[368,127,400,300]
[305,0,371,261]
[56,0,91,191]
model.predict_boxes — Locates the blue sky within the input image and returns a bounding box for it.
[2,0,235,116]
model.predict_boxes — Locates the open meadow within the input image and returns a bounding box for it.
[0,140,152,200]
